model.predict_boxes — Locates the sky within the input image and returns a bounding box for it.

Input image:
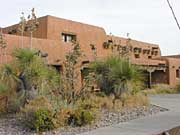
[0,0,180,55]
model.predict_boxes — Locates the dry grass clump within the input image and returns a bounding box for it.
[125,93,149,108]
[89,94,114,110]
[142,84,177,95]
[21,96,53,113]
[0,82,18,113]
[175,82,180,93]
[88,93,149,111]
[0,95,8,113]
[53,108,72,128]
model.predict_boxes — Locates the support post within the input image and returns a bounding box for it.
[149,71,152,89]
[147,68,155,89]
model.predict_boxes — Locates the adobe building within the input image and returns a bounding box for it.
[1,15,180,87]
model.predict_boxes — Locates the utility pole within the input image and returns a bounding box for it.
[166,0,180,31]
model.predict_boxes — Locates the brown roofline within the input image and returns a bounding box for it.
[107,35,159,47]
[46,15,105,30]
[3,14,106,32]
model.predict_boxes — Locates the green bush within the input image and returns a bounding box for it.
[68,109,94,127]
[26,109,54,132]
[21,97,55,132]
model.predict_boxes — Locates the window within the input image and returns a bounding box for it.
[176,69,180,78]
[62,33,76,43]
[81,67,90,83]
[148,56,152,59]
[53,65,63,73]
[8,29,17,34]
[108,40,113,43]
[135,54,140,59]
[82,61,90,65]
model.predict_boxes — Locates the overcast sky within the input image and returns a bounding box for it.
[0,0,180,55]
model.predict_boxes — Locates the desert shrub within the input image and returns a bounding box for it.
[68,109,94,127]
[26,109,54,132]
[53,108,72,128]
[21,96,55,132]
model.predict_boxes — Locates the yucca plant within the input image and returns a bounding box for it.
[90,56,142,107]
[0,48,60,112]
[13,48,35,61]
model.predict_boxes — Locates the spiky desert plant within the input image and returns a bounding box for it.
[0,48,59,111]
[90,56,142,107]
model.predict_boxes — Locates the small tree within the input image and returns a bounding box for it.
[18,12,27,48]
[56,42,94,106]
[0,30,7,63]
[26,8,39,49]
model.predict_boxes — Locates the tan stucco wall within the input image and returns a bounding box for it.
[165,58,180,86]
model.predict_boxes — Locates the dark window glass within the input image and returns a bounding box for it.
[176,69,180,78]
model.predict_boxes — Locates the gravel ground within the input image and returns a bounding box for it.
[0,104,168,135]
[0,115,33,135]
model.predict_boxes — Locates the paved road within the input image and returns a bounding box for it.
[79,94,180,135]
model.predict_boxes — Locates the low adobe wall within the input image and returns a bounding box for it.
[166,58,180,86]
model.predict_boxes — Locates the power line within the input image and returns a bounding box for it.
[166,0,180,31]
